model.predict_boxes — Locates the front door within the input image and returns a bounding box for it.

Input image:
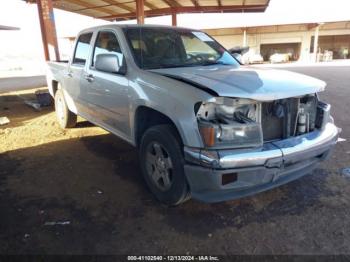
[82,30,131,140]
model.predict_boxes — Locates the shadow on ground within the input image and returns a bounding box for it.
[0,133,342,254]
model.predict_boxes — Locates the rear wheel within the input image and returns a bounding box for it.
[139,125,190,206]
[54,88,77,129]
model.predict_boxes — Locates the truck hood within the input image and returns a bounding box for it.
[150,65,325,101]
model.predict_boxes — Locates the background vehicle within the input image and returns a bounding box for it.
[229,47,264,64]
[46,25,339,205]
[246,53,264,64]
[270,53,291,63]
[229,46,250,63]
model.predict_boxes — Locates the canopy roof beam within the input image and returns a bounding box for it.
[69,0,117,15]
[102,0,135,13]
[25,0,269,22]
[162,0,181,7]
[101,4,268,20]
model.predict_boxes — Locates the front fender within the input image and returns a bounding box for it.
[131,98,203,148]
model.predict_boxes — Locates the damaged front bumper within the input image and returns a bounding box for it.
[184,122,339,203]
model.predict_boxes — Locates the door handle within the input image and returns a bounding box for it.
[67,71,73,77]
[84,74,95,82]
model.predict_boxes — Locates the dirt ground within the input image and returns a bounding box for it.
[0,65,350,255]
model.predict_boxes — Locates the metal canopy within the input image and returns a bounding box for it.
[24,0,269,61]
[25,0,270,21]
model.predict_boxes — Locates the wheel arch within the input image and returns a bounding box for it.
[53,81,78,115]
[51,80,59,96]
[134,106,184,148]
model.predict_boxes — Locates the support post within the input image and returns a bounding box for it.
[136,0,145,25]
[242,28,247,47]
[313,25,320,62]
[172,12,177,26]
[37,0,60,61]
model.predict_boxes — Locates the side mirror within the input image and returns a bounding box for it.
[232,53,243,64]
[229,46,250,55]
[95,53,125,74]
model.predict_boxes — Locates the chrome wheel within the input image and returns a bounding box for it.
[145,142,173,191]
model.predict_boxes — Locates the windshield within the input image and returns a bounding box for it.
[123,28,239,70]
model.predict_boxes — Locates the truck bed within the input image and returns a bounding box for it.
[46,61,69,96]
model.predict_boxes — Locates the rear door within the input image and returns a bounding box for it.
[65,32,93,116]
[82,30,131,140]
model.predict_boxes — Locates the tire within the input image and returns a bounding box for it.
[54,88,77,129]
[139,124,190,206]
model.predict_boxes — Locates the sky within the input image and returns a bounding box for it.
[0,0,349,63]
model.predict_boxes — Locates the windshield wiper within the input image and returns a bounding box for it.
[153,60,227,69]
[158,63,199,69]
[199,60,227,66]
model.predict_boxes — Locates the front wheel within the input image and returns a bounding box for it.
[54,88,77,129]
[139,125,190,206]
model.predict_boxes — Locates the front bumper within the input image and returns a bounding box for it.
[184,123,339,203]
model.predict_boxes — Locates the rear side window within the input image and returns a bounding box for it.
[92,31,124,67]
[73,33,93,65]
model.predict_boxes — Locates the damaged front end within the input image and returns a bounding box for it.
[195,94,331,149]
[196,98,263,149]
[183,94,338,202]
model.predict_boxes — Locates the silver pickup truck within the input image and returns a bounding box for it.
[47,24,339,205]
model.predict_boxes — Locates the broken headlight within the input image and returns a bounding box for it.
[196,97,263,148]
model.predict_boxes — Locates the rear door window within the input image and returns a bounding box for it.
[73,32,93,65]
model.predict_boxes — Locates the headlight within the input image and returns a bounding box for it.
[196,97,263,148]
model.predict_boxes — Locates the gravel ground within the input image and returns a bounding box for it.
[0,65,349,255]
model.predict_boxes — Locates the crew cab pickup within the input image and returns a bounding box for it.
[47,25,339,205]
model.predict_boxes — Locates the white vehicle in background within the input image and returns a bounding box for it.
[245,53,264,64]
[270,53,291,63]
[229,47,264,64]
